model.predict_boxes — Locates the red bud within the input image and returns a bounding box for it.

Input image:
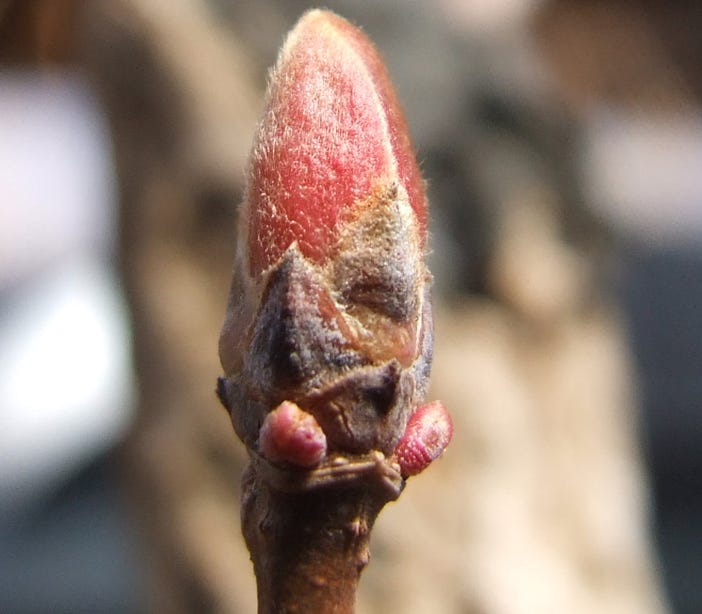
[245,9,427,276]
[218,10,450,473]
[394,401,453,478]
[258,401,327,468]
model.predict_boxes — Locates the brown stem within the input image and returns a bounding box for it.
[241,455,402,613]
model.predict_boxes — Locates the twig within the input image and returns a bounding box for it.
[217,10,452,613]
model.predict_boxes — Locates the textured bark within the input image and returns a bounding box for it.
[241,466,397,614]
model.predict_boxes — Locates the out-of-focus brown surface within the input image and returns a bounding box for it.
[0,0,82,65]
[364,226,664,614]
[534,0,702,113]
[80,2,261,610]
[6,0,689,611]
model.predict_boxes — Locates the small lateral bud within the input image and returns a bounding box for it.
[394,401,453,478]
[258,401,328,468]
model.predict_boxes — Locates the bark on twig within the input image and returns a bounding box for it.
[241,458,401,613]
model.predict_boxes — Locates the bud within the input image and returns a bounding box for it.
[393,401,453,478]
[244,9,427,276]
[218,9,449,482]
[258,401,327,468]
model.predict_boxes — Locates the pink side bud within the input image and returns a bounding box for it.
[245,9,427,277]
[258,401,328,468]
[394,401,453,478]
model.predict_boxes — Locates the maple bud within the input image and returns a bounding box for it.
[393,401,453,478]
[258,401,327,468]
[218,9,450,480]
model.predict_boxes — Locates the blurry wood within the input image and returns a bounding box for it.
[0,0,82,65]
[76,1,670,612]
[359,195,668,613]
[79,0,261,611]
[533,0,702,114]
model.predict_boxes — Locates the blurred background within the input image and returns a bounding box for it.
[0,1,699,612]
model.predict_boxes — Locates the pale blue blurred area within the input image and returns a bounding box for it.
[0,259,133,512]
[583,111,702,249]
[0,72,142,613]
[0,73,113,286]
